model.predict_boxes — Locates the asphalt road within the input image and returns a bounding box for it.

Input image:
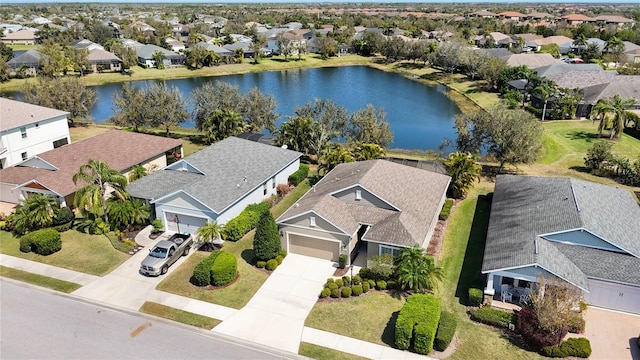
[0,279,295,360]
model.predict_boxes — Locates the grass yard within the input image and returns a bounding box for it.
[299,342,369,360]
[0,230,129,276]
[0,265,81,293]
[139,301,220,329]
[271,179,311,218]
[69,124,112,142]
[304,292,405,346]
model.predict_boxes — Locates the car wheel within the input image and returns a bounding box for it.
[161,265,168,275]
[183,247,190,256]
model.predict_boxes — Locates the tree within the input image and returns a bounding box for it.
[538,43,560,58]
[318,143,355,174]
[444,152,482,199]
[72,159,128,224]
[582,42,602,63]
[590,94,635,140]
[38,39,74,76]
[202,109,246,142]
[478,56,508,90]
[274,116,315,154]
[353,143,386,161]
[128,164,147,182]
[276,33,293,60]
[23,77,97,125]
[145,83,189,136]
[429,41,466,73]
[0,57,10,83]
[192,81,244,130]
[318,36,338,59]
[0,42,14,61]
[572,33,588,55]
[496,65,536,94]
[241,87,279,133]
[152,50,165,69]
[381,36,408,63]
[253,212,281,261]
[11,194,60,234]
[106,197,149,230]
[584,141,613,174]
[346,104,394,148]
[295,98,348,157]
[532,80,557,121]
[455,106,543,173]
[111,83,147,131]
[604,36,625,64]
[195,221,225,251]
[395,246,443,293]
[88,22,115,46]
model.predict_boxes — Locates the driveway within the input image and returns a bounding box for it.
[573,307,640,360]
[212,254,335,353]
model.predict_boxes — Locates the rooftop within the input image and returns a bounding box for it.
[0,97,68,130]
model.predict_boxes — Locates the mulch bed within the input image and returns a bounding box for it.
[333,267,349,277]
[122,226,145,247]
[426,200,457,262]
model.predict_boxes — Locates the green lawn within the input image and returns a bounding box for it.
[0,230,130,276]
[0,265,81,293]
[299,342,369,360]
[305,292,405,346]
[139,301,220,329]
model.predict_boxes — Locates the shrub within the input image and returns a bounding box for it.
[151,219,163,233]
[53,206,75,226]
[211,251,237,286]
[342,275,350,284]
[265,259,278,271]
[338,254,347,269]
[191,251,221,286]
[352,285,363,296]
[276,183,291,197]
[288,163,310,186]
[335,279,344,287]
[470,307,516,328]
[279,249,287,258]
[362,282,370,292]
[326,277,335,284]
[517,307,565,351]
[439,198,454,221]
[468,288,484,307]
[26,229,62,255]
[19,235,33,253]
[275,255,284,264]
[256,261,266,268]
[434,311,457,352]
[327,282,338,290]
[376,280,387,290]
[320,288,331,298]
[567,314,586,334]
[387,279,398,290]
[253,212,281,261]
[223,202,271,241]
[541,337,591,358]
[395,294,441,352]
[341,287,352,298]
[585,141,613,174]
[353,275,362,285]
[330,288,341,298]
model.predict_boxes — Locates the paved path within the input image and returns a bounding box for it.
[0,253,99,286]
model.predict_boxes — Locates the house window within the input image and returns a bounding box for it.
[53,138,68,148]
[355,189,362,200]
[263,183,267,195]
[501,277,514,286]
[20,127,27,139]
[379,245,402,257]
[272,176,276,189]
[310,216,316,227]
[21,152,27,160]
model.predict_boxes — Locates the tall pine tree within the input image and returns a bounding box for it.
[253,212,281,261]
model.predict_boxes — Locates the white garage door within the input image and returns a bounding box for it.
[584,279,640,315]
[288,234,340,262]
[165,212,207,236]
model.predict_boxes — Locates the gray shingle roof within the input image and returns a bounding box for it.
[554,243,640,285]
[536,63,604,78]
[277,160,451,248]
[128,137,301,214]
[482,175,640,287]
[136,44,182,60]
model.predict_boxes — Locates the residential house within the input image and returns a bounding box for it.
[497,11,526,22]
[482,175,640,314]
[468,10,497,18]
[70,38,104,52]
[558,14,594,26]
[223,41,254,59]
[87,49,122,73]
[136,44,185,67]
[165,38,186,52]
[503,53,564,68]
[277,160,450,264]
[193,42,233,62]
[0,130,183,207]
[0,98,70,169]
[128,136,301,234]
[267,32,305,56]
[592,15,635,28]
[6,49,42,76]
[1,29,37,45]
[32,17,52,25]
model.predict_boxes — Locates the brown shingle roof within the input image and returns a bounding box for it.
[0,97,69,130]
[498,11,525,18]
[559,14,593,21]
[0,130,183,197]
[504,53,564,68]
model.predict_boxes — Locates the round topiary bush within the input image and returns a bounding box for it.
[363,282,370,292]
[19,234,34,253]
[275,254,284,264]
[376,280,387,290]
[279,249,287,258]
[468,288,484,307]
[335,278,344,287]
[342,276,350,285]
[330,288,341,298]
[211,251,238,286]
[190,252,221,286]
[328,282,339,290]
[368,279,376,288]
[352,285,363,296]
[256,261,266,268]
[353,275,362,285]
[28,229,62,255]
[341,287,352,298]
[266,259,278,271]
[320,288,331,298]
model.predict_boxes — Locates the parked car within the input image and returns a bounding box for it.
[139,233,193,276]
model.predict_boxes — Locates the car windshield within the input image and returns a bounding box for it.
[150,247,168,258]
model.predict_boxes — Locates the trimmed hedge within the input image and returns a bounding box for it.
[20,229,62,255]
[320,288,331,298]
[341,287,352,298]
[265,259,278,271]
[288,163,309,186]
[223,202,271,241]
[469,307,516,328]
[439,198,454,221]
[19,235,33,253]
[191,251,221,286]
[211,251,237,286]
[376,280,387,290]
[338,254,347,268]
[330,288,341,298]
[468,288,483,306]
[362,282,370,292]
[434,311,457,352]
[541,337,591,358]
[395,294,441,352]
[352,285,363,296]
[256,261,266,268]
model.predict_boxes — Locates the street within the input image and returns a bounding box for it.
[0,279,294,360]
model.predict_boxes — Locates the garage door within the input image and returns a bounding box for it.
[165,212,207,236]
[583,279,640,315]
[288,234,340,262]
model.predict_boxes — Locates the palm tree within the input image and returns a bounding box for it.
[572,34,588,55]
[195,221,226,251]
[128,164,147,182]
[106,198,132,230]
[129,198,150,226]
[274,116,315,154]
[152,50,165,69]
[604,36,625,63]
[591,95,635,140]
[318,144,354,174]
[202,109,246,143]
[532,81,556,121]
[395,246,443,293]
[72,159,128,224]
[12,194,60,234]
[444,152,482,199]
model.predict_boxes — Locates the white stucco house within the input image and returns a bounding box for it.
[482,175,640,314]
[128,136,302,234]
[0,98,71,169]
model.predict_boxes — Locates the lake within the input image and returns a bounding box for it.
[16,66,462,150]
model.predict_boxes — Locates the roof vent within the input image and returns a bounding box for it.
[570,183,580,212]
[243,176,247,182]
[236,184,240,188]
[534,239,539,254]
[335,177,340,181]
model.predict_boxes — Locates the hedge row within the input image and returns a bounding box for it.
[395,294,441,354]
[469,307,516,328]
[438,199,454,221]
[223,202,271,242]
[191,251,222,286]
[541,337,591,358]
[191,251,238,287]
[19,228,62,255]
[468,288,483,306]
[288,164,309,186]
[434,311,457,352]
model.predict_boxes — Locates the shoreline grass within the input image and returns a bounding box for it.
[0,265,82,293]
[139,301,220,329]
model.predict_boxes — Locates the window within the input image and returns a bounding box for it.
[20,127,27,139]
[379,245,402,257]
[355,189,362,200]
[501,277,514,286]
[272,176,276,189]
[263,183,267,195]
[21,152,27,161]
[310,216,316,227]
[53,138,68,148]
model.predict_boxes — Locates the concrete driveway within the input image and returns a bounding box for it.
[575,307,640,360]
[212,254,335,353]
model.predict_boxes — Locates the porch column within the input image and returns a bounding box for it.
[484,273,496,296]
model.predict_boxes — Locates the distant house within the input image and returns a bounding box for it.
[6,49,42,76]
[482,175,640,315]
[468,10,497,18]
[193,42,233,61]
[267,32,305,55]
[592,15,635,28]
[70,38,104,52]
[557,14,594,26]
[128,136,301,234]
[165,37,186,52]
[1,29,37,45]
[87,49,122,73]
[223,41,254,59]
[503,53,564,68]
[0,130,183,207]
[0,98,70,170]
[135,44,184,67]
[497,11,526,21]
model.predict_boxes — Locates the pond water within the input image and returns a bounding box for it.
[11,66,462,150]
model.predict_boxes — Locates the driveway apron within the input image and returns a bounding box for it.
[212,254,335,353]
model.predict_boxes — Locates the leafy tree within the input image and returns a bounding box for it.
[381,36,408,63]
[110,42,138,69]
[152,50,165,69]
[23,77,98,125]
[88,22,115,46]
[478,56,508,90]
[253,212,281,261]
[582,43,602,63]
[604,36,625,64]
[353,30,385,56]
[192,81,244,130]
[395,246,443,293]
[496,65,536,94]
[584,141,613,174]
[430,41,466,73]
[11,194,60,235]
[318,36,338,59]
[353,143,386,161]
[444,152,482,199]
[590,95,635,140]
[276,33,293,60]
[128,164,147,182]
[111,83,148,131]
[346,104,394,148]
[184,45,209,69]
[72,159,128,224]
[549,87,583,120]
[295,98,348,156]
[38,39,74,76]
[202,109,246,142]
[319,143,355,174]
[0,42,14,61]
[274,116,315,154]
[145,82,189,136]
[538,43,560,58]
[0,57,10,83]
[241,87,279,133]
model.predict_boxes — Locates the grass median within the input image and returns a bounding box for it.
[139,301,220,329]
[0,265,81,293]
[299,342,369,360]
